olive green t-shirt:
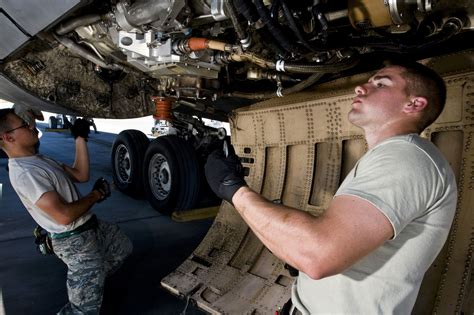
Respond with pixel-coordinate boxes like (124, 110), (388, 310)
(292, 134), (457, 314)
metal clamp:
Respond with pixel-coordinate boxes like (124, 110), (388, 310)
(276, 77), (283, 97)
(275, 60), (286, 72)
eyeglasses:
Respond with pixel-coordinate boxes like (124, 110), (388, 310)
(4, 121), (30, 134)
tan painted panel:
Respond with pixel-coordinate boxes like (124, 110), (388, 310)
(261, 147), (284, 200)
(162, 50), (474, 314)
(282, 144), (313, 209)
(309, 142), (342, 208)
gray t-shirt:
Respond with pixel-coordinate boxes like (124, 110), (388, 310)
(292, 134), (457, 314)
(9, 154), (92, 233)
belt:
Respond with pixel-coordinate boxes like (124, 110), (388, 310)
(49, 215), (98, 240)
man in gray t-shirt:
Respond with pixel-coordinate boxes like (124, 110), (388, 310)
(205, 60), (457, 313)
(0, 110), (133, 314)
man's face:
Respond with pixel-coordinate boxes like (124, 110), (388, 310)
(1, 114), (38, 148)
(349, 66), (412, 129)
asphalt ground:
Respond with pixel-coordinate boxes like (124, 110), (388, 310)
(0, 123), (213, 315)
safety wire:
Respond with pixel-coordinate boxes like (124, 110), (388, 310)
(180, 295), (191, 315)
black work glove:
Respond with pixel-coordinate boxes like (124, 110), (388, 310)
(205, 149), (247, 204)
(70, 118), (89, 141)
(92, 177), (111, 203)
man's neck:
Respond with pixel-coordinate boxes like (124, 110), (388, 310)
(7, 147), (36, 158)
(364, 125), (419, 149)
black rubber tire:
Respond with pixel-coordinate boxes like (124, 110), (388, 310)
(111, 130), (149, 199)
(143, 137), (180, 214)
(162, 135), (200, 211)
(48, 116), (57, 129)
(143, 136), (200, 214)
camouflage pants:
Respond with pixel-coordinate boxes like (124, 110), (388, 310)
(52, 219), (133, 315)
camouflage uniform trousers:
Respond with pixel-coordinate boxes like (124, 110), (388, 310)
(52, 219), (133, 315)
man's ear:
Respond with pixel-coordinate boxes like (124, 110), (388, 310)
(403, 97), (428, 113)
(0, 133), (14, 144)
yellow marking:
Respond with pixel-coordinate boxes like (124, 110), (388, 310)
(171, 206), (219, 222)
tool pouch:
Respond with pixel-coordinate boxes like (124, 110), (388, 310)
(33, 226), (54, 255)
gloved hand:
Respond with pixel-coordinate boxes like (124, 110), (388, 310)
(92, 177), (111, 203)
(205, 149), (247, 204)
(70, 118), (89, 141)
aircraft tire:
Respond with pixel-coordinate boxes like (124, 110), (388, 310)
(143, 137), (179, 214)
(143, 136), (200, 214)
(162, 135), (200, 211)
(111, 129), (149, 198)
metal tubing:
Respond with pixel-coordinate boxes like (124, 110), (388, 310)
(56, 14), (102, 35)
(53, 34), (123, 71)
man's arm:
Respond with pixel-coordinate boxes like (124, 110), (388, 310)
(63, 137), (90, 182)
(232, 187), (393, 279)
(35, 190), (101, 225)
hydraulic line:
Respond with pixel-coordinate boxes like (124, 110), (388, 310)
(228, 54), (357, 99)
(225, 1), (251, 49)
(53, 34), (123, 71)
(233, 51), (359, 73)
(234, 0), (260, 23)
(234, 0), (286, 56)
(270, 0), (281, 18)
(56, 14), (102, 35)
(352, 16), (465, 53)
(178, 37), (359, 73)
(228, 72), (324, 99)
(312, 3), (329, 44)
(185, 38), (228, 52)
(404, 16), (465, 50)
(280, 0), (316, 52)
(253, 0), (297, 54)
(277, 55), (359, 73)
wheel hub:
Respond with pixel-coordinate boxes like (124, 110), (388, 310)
(114, 144), (132, 184)
(149, 153), (171, 200)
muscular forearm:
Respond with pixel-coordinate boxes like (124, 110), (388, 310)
(232, 187), (326, 276)
(36, 190), (102, 226)
(63, 191), (101, 224)
(64, 137), (90, 182)
(232, 186), (393, 279)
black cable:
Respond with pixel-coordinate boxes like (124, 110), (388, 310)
(225, 1), (247, 42)
(253, 0), (298, 54)
(233, 0), (286, 56)
(233, 0), (260, 23)
(280, 0), (316, 52)
(282, 55), (358, 73)
(228, 73), (323, 99)
(312, 5), (329, 45)
(270, 0), (281, 19)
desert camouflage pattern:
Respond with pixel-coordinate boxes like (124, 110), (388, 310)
(52, 219), (133, 315)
